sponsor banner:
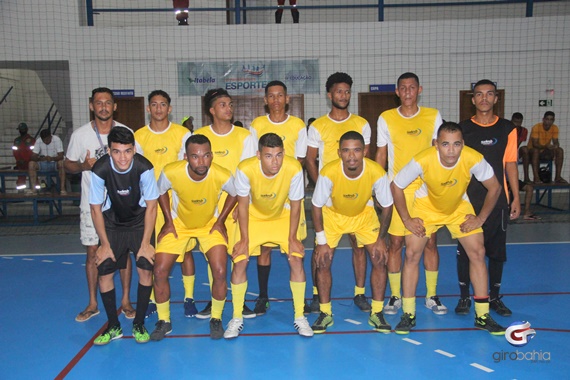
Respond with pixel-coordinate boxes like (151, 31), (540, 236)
(177, 60), (320, 96)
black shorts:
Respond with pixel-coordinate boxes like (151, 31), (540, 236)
(457, 207), (509, 262)
(98, 228), (154, 276)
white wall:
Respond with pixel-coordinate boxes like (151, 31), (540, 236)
(1, 0), (569, 181)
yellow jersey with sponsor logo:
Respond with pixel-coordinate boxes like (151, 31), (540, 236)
(250, 115), (307, 159)
(235, 155), (304, 220)
(134, 123), (191, 180)
(158, 160), (233, 229)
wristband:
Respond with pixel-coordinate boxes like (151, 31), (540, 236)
(315, 231), (327, 245)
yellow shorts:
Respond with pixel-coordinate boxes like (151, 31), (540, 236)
(254, 199), (307, 252)
(408, 197), (483, 239)
(388, 188), (416, 237)
(155, 209), (197, 262)
(156, 216), (226, 259)
(323, 206), (380, 249)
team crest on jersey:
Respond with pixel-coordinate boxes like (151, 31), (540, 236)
(117, 187), (132, 196)
(215, 150), (229, 157)
(191, 198), (207, 205)
(441, 179), (458, 187)
(481, 138), (498, 146)
(343, 193), (359, 199)
(261, 193), (277, 199)
(154, 146), (168, 155)
(406, 129), (422, 136)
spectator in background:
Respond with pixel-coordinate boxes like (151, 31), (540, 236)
(511, 113), (537, 220)
(174, 0), (189, 25)
(526, 111), (567, 184)
(27, 129), (67, 195)
(181, 116), (194, 132)
(276, 0), (299, 24)
(12, 122), (35, 190)
(233, 120), (244, 128)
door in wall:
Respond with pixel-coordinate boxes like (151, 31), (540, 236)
(90, 97), (146, 131)
(358, 92), (400, 159)
(459, 89), (505, 122)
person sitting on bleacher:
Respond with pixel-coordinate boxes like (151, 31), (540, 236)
(26, 129), (67, 195)
(12, 122), (35, 190)
(524, 111), (567, 184)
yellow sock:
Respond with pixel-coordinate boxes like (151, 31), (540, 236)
(474, 300), (490, 318)
(320, 302), (332, 315)
(211, 297), (226, 320)
(207, 265), (213, 292)
(371, 299), (384, 314)
(388, 272), (402, 298)
(290, 281), (306, 319)
(182, 274), (195, 300)
(312, 286), (318, 296)
(230, 281), (247, 319)
(156, 300), (171, 323)
(354, 286), (365, 296)
(425, 270), (438, 298)
(402, 297), (416, 316)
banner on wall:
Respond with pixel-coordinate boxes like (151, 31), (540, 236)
(177, 59), (320, 96)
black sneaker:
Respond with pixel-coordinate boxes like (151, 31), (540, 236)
(454, 297), (471, 315)
(242, 304), (256, 319)
(490, 296), (512, 317)
(368, 311), (391, 334)
(395, 313), (416, 335)
(254, 297), (269, 315)
(210, 318), (224, 339)
(311, 312), (334, 334)
(353, 294), (371, 312)
(196, 301), (212, 320)
(475, 313), (506, 335)
(308, 295), (320, 314)
(150, 320), (172, 341)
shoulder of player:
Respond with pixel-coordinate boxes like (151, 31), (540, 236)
(210, 161), (233, 178)
(237, 156), (258, 171)
(163, 159), (186, 174)
(349, 113), (369, 126)
(133, 153), (154, 169)
(91, 154), (110, 172)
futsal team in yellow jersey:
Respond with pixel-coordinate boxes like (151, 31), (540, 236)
(90, 71), (511, 346)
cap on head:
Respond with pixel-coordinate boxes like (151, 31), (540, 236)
(17, 123), (28, 132)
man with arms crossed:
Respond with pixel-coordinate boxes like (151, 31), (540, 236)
(391, 122), (505, 335)
(311, 131), (393, 334)
(248, 80), (308, 315)
(90, 127), (158, 345)
(65, 87), (134, 322)
(375, 72), (446, 316)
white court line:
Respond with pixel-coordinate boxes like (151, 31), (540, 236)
(247, 292), (259, 296)
(402, 338), (422, 345)
(470, 363), (493, 373)
(435, 349), (455, 358)
(62, 262), (73, 265)
(41, 260), (53, 263)
(201, 282), (209, 286)
(22, 258), (34, 261)
(1, 257), (14, 259)
(344, 319), (362, 325)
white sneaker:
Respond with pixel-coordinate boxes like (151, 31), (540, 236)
(383, 296), (401, 315)
(425, 296), (448, 315)
(294, 317), (314, 337)
(223, 318), (244, 339)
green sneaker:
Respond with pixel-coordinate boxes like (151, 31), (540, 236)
(368, 311), (391, 333)
(132, 323), (150, 344)
(94, 324), (123, 346)
(395, 313), (416, 335)
(475, 313), (506, 335)
(311, 312), (334, 334)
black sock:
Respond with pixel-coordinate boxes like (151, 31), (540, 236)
(488, 258), (504, 300)
(456, 245), (471, 299)
(257, 264), (271, 299)
(101, 288), (119, 327)
(134, 283), (152, 325)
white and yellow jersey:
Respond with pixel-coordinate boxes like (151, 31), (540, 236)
(157, 160), (236, 229)
(307, 113), (371, 170)
(249, 114), (307, 159)
(312, 158), (392, 217)
(134, 123), (191, 180)
(194, 125), (256, 174)
(394, 146), (494, 215)
(235, 155), (304, 220)
(377, 107), (441, 190)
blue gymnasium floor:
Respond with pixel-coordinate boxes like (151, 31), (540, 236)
(1, 242), (569, 379)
